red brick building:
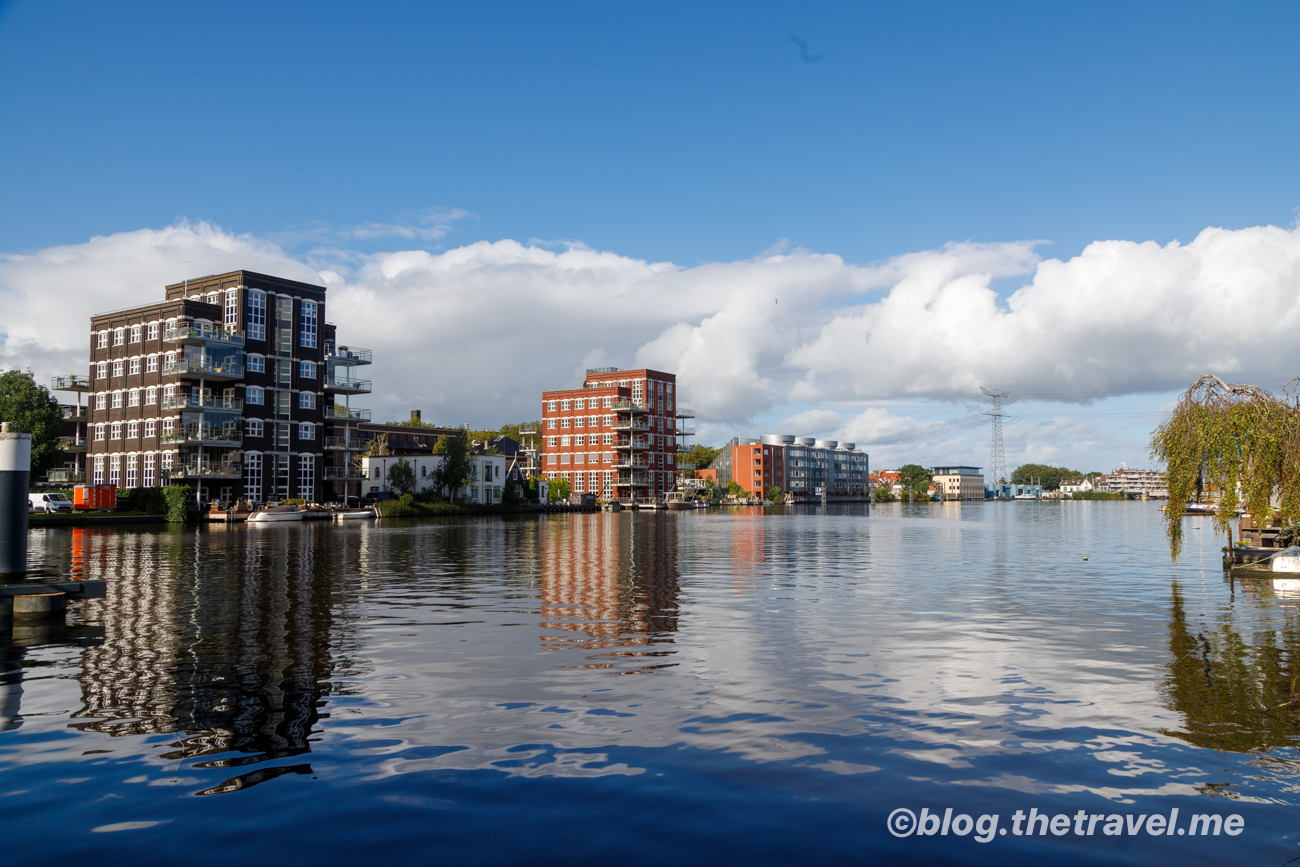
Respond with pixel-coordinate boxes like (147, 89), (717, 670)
(730, 441), (786, 496)
(541, 367), (679, 502)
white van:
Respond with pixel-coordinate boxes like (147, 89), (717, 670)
(29, 492), (73, 513)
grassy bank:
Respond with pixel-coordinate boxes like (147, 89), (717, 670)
(379, 499), (525, 518)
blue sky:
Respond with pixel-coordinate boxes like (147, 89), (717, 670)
(3, 2), (1300, 473)
(3, 1), (1298, 264)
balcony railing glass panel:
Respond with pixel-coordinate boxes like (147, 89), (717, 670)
(163, 322), (245, 347)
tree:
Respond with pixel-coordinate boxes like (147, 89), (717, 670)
(896, 464), (933, 499)
(727, 480), (745, 498)
(387, 458), (417, 495)
(431, 432), (474, 500)
(767, 485), (783, 503)
(548, 476), (571, 502)
(874, 486), (896, 502)
(688, 444), (721, 471)
(363, 433), (391, 456)
(1010, 463), (1087, 491)
(1150, 374), (1299, 560)
(0, 370), (64, 476)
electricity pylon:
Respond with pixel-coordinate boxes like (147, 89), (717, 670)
(981, 387), (1016, 485)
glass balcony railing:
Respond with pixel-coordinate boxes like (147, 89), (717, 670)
(60, 405), (87, 420)
(323, 467), (368, 481)
(51, 374), (90, 392)
(611, 419), (649, 431)
(163, 322), (245, 346)
(162, 358), (245, 380)
(613, 438), (650, 450)
(47, 469), (85, 483)
(323, 406), (371, 422)
(163, 461), (242, 480)
(57, 437), (87, 450)
(676, 408), (696, 419)
(325, 345), (373, 365)
(675, 426), (697, 437)
(160, 424), (242, 446)
(161, 394), (243, 411)
(610, 400), (648, 413)
(325, 375), (371, 394)
(323, 436), (363, 450)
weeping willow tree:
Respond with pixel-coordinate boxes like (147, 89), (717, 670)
(1150, 375), (1300, 560)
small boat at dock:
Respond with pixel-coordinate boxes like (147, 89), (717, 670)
(333, 507), (378, 520)
(247, 504), (305, 524)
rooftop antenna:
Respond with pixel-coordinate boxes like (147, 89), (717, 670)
(981, 387), (1016, 485)
(184, 260), (188, 295)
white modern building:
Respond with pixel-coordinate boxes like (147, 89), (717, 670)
(363, 453), (509, 504)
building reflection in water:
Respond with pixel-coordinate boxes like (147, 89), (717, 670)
(1162, 579), (1300, 758)
(57, 526), (365, 794)
(537, 513), (680, 673)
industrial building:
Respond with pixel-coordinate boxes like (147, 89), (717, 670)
(711, 435), (870, 499)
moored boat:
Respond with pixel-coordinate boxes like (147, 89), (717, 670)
(334, 507), (378, 520)
(247, 504), (305, 524)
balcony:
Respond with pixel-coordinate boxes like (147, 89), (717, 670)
(613, 475), (650, 487)
(58, 436), (87, 451)
(163, 322), (245, 347)
(325, 345), (373, 366)
(613, 437), (649, 450)
(324, 467), (368, 481)
(612, 459), (650, 470)
(610, 400), (648, 414)
(675, 427), (697, 437)
(163, 357), (245, 381)
(323, 436), (363, 451)
(325, 374), (371, 394)
(61, 405), (87, 421)
(161, 393), (243, 411)
(47, 469), (85, 483)
(51, 374), (90, 392)
(163, 461), (242, 480)
(611, 419), (649, 432)
(676, 408), (695, 419)
(160, 424), (242, 447)
(323, 405), (371, 423)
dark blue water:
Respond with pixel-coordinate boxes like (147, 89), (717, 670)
(3, 503), (1296, 864)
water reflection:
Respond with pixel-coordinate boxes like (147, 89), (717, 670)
(1163, 578), (1300, 753)
(54, 526), (367, 794)
(538, 513), (680, 671)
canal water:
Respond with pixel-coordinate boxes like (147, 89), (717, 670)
(2, 503), (1296, 864)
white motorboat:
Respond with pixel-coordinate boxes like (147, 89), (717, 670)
(334, 507), (378, 520)
(247, 504), (304, 524)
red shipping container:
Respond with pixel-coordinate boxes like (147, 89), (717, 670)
(74, 484), (117, 511)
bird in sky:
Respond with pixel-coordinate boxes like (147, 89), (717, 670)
(789, 35), (824, 63)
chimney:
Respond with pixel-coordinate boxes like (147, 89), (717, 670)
(410, 410), (421, 424)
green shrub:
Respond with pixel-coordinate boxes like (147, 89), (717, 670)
(120, 486), (169, 515)
(399, 493), (414, 507)
(163, 485), (191, 523)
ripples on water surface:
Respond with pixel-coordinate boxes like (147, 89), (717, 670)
(4, 503), (1299, 863)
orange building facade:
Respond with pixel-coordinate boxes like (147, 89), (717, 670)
(541, 367), (680, 502)
(731, 441), (786, 496)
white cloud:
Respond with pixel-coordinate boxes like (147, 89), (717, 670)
(4, 219), (1300, 471)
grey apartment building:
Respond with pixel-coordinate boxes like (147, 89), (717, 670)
(78, 270), (371, 505)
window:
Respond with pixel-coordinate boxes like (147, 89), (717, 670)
(128, 389), (139, 407)
(299, 423), (315, 440)
(146, 354), (158, 373)
(561, 454), (570, 464)
(94, 424), (105, 442)
(298, 391), (316, 410)
(111, 391), (123, 409)
(244, 453), (262, 501)
(247, 355), (265, 373)
(206, 292), (219, 306)
(603, 415), (612, 426)
(547, 401), (557, 412)
(145, 387), (157, 405)
(619, 380), (627, 388)
(97, 331), (109, 349)
(299, 360), (316, 380)
(225, 289), (238, 329)
(145, 420), (156, 438)
(97, 362), (107, 379)
(162, 419), (174, 436)
(148, 322), (159, 340)
(575, 416), (585, 428)
(547, 454), (556, 465)
(575, 398), (585, 410)
(110, 422), (121, 440)
(560, 436), (571, 447)
(298, 455), (314, 496)
(247, 290), (266, 341)
(574, 435), (585, 446)
(128, 358), (140, 375)
(574, 453), (584, 465)
(246, 418), (263, 437)
(113, 328), (125, 346)
(547, 418), (557, 429)
(112, 360), (124, 378)
(246, 386), (264, 405)
(95, 394), (106, 410)
(163, 385), (175, 400)
(130, 325), (142, 343)
(561, 417), (570, 429)
(127, 421), (139, 438)
(588, 453), (598, 467)
(109, 455), (120, 487)
(603, 433), (613, 445)
(300, 300), (318, 348)
(547, 436), (557, 447)
(164, 351), (175, 366)
(561, 400), (570, 411)
(602, 397), (612, 408)
(143, 454), (155, 487)
(589, 416), (598, 428)
(161, 451), (172, 470)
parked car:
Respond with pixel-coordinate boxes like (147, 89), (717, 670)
(363, 491), (399, 506)
(29, 492), (73, 513)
